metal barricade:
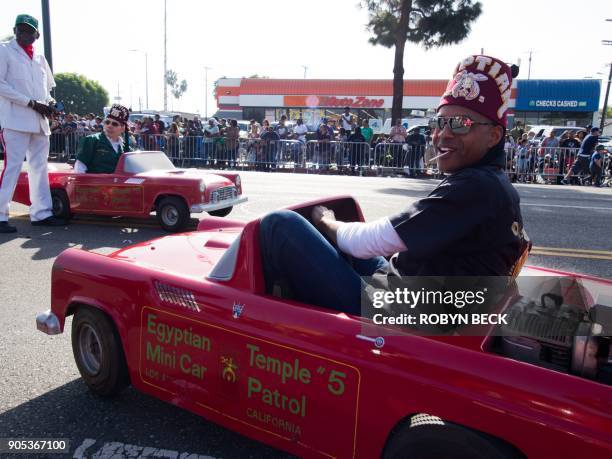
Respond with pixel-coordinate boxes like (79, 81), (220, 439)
(238, 139), (303, 171)
(508, 146), (581, 184)
(374, 142), (412, 175)
(43, 130), (609, 187)
(304, 140), (372, 172)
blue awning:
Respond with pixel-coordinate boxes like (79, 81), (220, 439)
(515, 80), (600, 112)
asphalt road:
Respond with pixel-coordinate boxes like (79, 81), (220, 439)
(0, 169), (611, 459)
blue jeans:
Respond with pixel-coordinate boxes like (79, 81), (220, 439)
(259, 210), (388, 315)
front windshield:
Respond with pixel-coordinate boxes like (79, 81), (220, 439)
(123, 152), (176, 174)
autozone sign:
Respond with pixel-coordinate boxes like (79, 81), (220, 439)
(284, 95), (385, 108)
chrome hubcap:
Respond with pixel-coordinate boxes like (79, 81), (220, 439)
(162, 205), (179, 226)
(78, 324), (103, 375)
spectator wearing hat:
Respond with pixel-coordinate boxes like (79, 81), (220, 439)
(589, 145), (606, 187)
(562, 127), (600, 184)
(0, 14), (64, 232)
(74, 104), (131, 174)
(258, 55), (530, 313)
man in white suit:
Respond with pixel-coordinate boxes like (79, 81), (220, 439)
(0, 14), (66, 233)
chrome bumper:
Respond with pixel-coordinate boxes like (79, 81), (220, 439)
(36, 310), (62, 335)
(190, 195), (248, 213)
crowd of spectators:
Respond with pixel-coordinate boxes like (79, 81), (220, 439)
(5, 107), (607, 186)
(503, 123), (610, 187)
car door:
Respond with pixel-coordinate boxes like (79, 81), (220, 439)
(199, 290), (364, 458)
(138, 282), (364, 459)
(72, 173), (144, 214)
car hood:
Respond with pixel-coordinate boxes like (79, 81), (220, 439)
(136, 168), (234, 187)
(109, 228), (241, 279)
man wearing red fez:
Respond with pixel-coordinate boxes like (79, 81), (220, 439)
(75, 104), (132, 174)
(257, 55), (531, 315)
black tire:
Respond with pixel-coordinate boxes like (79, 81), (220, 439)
(208, 206), (233, 217)
(156, 196), (190, 232)
(383, 421), (520, 459)
(51, 189), (71, 220)
(71, 307), (130, 397)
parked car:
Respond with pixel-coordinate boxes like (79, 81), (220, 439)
(36, 196), (612, 459)
(527, 125), (585, 144)
(13, 151), (247, 232)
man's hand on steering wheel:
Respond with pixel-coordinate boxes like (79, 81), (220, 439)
(312, 205), (336, 228)
(312, 205), (343, 247)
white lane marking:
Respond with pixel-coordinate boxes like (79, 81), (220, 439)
(73, 439), (218, 459)
(73, 438), (96, 458)
(521, 203), (612, 211)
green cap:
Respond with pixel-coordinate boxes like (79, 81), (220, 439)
(15, 14), (39, 32)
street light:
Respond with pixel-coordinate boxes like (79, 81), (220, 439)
(128, 49), (149, 110)
(204, 66), (212, 119)
(523, 49), (537, 80)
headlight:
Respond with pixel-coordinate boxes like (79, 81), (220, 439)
(199, 180), (206, 193)
(235, 175), (241, 187)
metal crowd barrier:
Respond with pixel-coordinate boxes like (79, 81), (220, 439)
(44, 133), (610, 186)
(372, 143), (429, 175)
(503, 146), (590, 184)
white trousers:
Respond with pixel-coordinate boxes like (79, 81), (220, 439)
(0, 128), (52, 222)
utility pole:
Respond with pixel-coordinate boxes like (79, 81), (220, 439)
(40, 0), (53, 71)
(163, 0), (168, 111)
(527, 49), (534, 80)
(601, 63), (611, 131)
(204, 66), (212, 119)
(602, 28), (612, 130)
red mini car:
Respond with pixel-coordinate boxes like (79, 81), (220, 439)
(36, 196), (612, 459)
(13, 151), (247, 232)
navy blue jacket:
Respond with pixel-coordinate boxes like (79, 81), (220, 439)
(387, 139), (530, 276)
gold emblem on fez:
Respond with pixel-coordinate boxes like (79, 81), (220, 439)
(511, 221), (520, 236)
(451, 71), (488, 101)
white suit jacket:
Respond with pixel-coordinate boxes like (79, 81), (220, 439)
(0, 39), (55, 135)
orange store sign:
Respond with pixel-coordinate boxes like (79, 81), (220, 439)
(284, 95), (385, 108)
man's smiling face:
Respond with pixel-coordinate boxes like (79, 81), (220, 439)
(432, 105), (503, 173)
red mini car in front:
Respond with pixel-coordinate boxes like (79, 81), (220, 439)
(13, 150), (247, 231)
(35, 196), (612, 459)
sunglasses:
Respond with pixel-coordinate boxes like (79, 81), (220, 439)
(429, 116), (495, 135)
(104, 119), (121, 127)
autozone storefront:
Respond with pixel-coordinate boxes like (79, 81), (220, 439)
(513, 80), (601, 127)
(215, 78), (453, 124)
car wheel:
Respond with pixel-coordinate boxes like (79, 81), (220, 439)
(208, 206), (233, 217)
(71, 307), (130, 397)
(383, 418), (521, 459)
(51, 189), (71, 220)
(156, 196), (189, 232)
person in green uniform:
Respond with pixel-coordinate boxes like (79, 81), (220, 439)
(74, 104), (131, 173)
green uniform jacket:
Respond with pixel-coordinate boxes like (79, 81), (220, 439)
(76, 132), (131, 173)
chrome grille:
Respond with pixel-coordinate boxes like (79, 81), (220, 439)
(155, 281), (200, 312)
(211, 185), (237, 203)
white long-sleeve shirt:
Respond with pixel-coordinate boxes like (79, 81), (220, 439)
(336, 217), (407, 259)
